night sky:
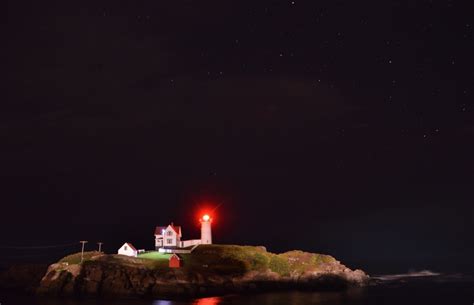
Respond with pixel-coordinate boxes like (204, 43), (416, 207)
(2, 1), (474, 274)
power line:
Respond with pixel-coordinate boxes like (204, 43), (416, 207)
(0, 242), (78, 249)
(0, 251), (72, 259)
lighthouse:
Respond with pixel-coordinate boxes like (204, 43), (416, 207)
(153, 214), (215, 251)
(200, 214), (212, 244)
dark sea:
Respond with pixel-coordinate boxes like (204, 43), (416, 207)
(2, 272), (473, 305)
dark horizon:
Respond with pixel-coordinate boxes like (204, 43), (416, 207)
(2, 1), (473, 275)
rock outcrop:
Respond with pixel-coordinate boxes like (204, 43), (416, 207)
(35, 248), (369, 298)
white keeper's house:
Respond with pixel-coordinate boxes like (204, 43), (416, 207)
(155, 215), (213, 252)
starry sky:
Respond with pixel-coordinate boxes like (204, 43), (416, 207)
(2, 1), (474, 274)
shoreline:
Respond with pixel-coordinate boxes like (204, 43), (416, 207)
(1, 246), (369, 299)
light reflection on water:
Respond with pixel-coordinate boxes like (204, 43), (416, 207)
(153, 291), (359, 305)
(152, 300), (173, 305)
(22, 292), (352, 305)
(152, 297), (222, 305)
(192, 297), (222, 305)
(0, 291), (366, 305)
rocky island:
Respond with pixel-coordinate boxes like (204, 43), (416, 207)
(30, 245), (368, 298)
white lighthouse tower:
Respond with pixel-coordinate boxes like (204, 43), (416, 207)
(200, 214), (212, 244)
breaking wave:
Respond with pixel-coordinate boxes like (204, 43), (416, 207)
(373, 270), (441, 281)
(371, 271), (474, 285)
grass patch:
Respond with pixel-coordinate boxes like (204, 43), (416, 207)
(136, 251), (171, 269)
(138, 251), (170, 261)
(178, 245), (274, 275)
(269, 255), (291, 276)
(279, 250), (336, 274)
(86, 254), (169, 270)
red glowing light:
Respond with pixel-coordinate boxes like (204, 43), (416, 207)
(202, 214), (210, 221)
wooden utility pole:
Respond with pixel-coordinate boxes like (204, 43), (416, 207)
(79, 241), (88, 263)
(97, 242), (103, 253)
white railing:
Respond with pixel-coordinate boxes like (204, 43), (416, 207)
(182, 239), (202, 248)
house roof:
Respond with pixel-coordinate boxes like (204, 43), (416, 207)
(169, 253), (181, 260)
(124, 242), (137, 251)
(170, 224), (182, 236)
(154, 226), (167, 235)
(155, 224), (182, 236)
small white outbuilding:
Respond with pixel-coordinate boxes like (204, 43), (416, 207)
(117, 242), (138, 257)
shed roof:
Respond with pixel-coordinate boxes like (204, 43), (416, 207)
(123, 242), (137, 251)
(169, 253), (181, 260)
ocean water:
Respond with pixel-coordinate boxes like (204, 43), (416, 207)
(2, 273), (473, 305)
